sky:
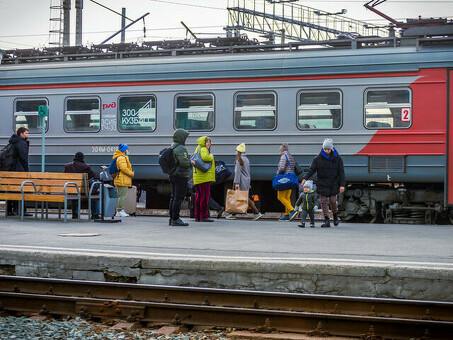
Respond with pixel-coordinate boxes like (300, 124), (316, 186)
(0, 0), (452, 50)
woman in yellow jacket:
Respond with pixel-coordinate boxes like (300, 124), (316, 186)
(113, 144), (134, 217)
(192, 136), (215, 222)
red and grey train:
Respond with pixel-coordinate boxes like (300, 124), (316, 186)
(1, 36), (453, 223)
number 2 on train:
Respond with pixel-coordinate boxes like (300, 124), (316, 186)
(401, 107), (411, 122)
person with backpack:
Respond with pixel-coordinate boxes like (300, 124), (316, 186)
(192, 136), (215, 222)
(301, 138), (346, 227)
(64, 152), (100, 220)
(167, 128), (191, 226)
(112, 144), (134, 217)
(276, 143), (297, 222)
(5, 127), (31, 216)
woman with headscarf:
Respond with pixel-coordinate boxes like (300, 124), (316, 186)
(226, 143), (262, 220)
(192, 136), (216, 222)
(276, 143), (297, 221)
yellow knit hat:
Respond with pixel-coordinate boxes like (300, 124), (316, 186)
(236, 143), (246, 153)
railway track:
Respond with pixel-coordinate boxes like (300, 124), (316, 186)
(1, 275), (452, 339)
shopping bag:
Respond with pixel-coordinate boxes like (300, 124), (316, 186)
(225, 189), (249, 214)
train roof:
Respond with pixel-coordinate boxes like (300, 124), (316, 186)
(1, 36), (453, 87)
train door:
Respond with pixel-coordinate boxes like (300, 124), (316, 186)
(448, 69), (453, 206)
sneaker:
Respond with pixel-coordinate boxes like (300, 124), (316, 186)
(253, 212), (263, 221)
(298, 222), (305, 228)
(225, 214), (236, 220)
(169, 218), (172, 226)
(289, 210), (298, 221)
(91, 214), (101, 220)
(116, 210), (129, 218)
(310, 223), (315, 228)
(217, 208), (224, 219)
(278, 215), (290, 222)
(171, 218), (188, 226)
(200, 218), (214, 222)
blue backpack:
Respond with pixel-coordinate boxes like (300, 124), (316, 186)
(108, 157), (121, 178)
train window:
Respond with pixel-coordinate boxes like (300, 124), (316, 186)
(297, 91), (342, 130)
(174, 94), (214, 131)
(64, 97), (100, 132)
(118, 96), (156, 132)
(364, 89), (412, 129)
(234, 92), (276, 130)
(14, 99), (48, 133)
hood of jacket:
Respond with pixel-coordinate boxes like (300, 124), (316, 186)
(9, 134), (24, 145)
(173, 128), (189, 145)
(196, 136), (208, 147)
(113, 149), (126, 159)
(321, 147), (338, 159)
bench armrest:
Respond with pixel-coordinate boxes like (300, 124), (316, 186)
(63, 182), (80, 198)
(20, 181), (37, 195)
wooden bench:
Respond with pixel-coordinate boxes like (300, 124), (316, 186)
(0, 171), (99, 222)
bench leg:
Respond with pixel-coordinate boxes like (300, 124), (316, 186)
(64, 198), (68, 223)
(4, 200), (7, 219)
(35, 202), (38, 219)
(58, 204), (61, 219)
(78, 198), (81, 220)
(20, 198), (24, 220)
(46, 201), (49, 219)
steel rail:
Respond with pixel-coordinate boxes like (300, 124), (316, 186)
(1, 291), (453, 338)
(1, 275), (452, 322)
(1, 275), (452, 323)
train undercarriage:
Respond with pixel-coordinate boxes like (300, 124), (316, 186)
(140, 180), (452, 225)
(338, 183), (452, 225)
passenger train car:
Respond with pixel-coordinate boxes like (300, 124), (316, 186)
(1, 37), (453, 223)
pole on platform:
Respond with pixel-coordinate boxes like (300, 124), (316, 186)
(38, 106), (47, 172)
(38, 105), (47, 218)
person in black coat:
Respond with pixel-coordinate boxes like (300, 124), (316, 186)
(302, 138), (345, 228)
(64, 152), (100, 219)
(7, 127), (31, 216)
(9, 127), (29, 172)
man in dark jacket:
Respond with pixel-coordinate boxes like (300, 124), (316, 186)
(169, 128), (191, 226)
(302, 138), (345, 228)
(7, 127), (30, 216)
(64, 152), (100, 219)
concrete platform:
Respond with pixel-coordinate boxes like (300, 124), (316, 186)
(0, 215), (452, 301)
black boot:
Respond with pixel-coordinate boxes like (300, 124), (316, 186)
(321, 217), (330, 228)
(333, 213), (339, 226)
(298, 222), (305, 228)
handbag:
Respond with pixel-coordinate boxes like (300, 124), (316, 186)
(225, 189), (249, 214)
(272, 154), (299, 191)
(294, 161), (303, 176)
(191, 149), (211, 173)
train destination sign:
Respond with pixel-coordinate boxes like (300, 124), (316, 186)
(119, 96), (156, 131)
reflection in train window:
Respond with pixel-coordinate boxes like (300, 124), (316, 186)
(64, 97), (100, 132)
(364, 88), (412, 129)
(14, 98), (48, 133)
(119, 96), (156, 132)
(234, 92), (276, 130)
(174, 94), (214, 131)
(297, 91), (342, 130)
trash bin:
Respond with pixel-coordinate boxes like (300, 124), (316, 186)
(102, 184), (118, 218)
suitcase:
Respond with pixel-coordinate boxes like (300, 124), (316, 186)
(123, 185), (137, 216)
